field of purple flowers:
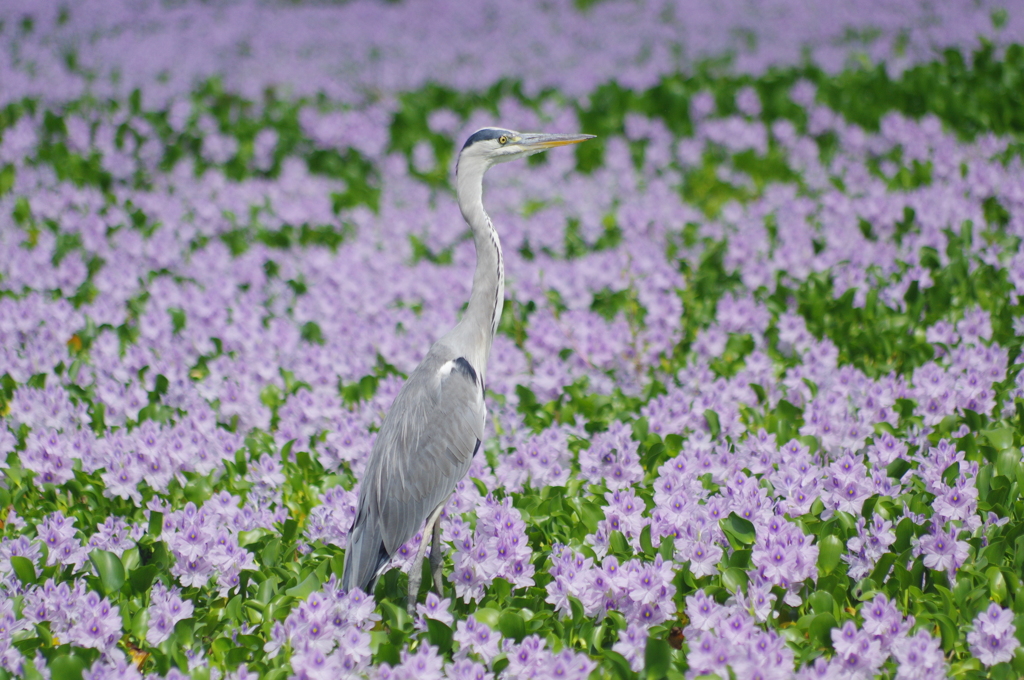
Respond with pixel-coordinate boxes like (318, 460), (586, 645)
(2, 1), (1024, 679)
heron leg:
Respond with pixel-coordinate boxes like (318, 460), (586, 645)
(407, 503), (445, 614)
(430, 517), (444, 594)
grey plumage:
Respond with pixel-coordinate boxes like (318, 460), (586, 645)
(341, 128), (595, 607)
(342, 347), (484, 591)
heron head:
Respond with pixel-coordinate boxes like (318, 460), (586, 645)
(457, 128), (595, 172)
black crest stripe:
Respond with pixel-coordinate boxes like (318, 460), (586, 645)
(462, 128), (510, 151)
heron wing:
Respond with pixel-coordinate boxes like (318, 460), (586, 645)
(374, 350), (485, 553)
(344, 346), (485, 591)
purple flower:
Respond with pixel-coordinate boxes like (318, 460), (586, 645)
(290, 646), (340, 680)
(831, 620), (885, 676)
(390, 643), (444, 680)
(82, 657), (143, 680)
(892, 630), (947, 679)
(20, 428), (74, 487)
(735, 86), (762, 117)
(612, 624), (647, 672)
(860, 594), (909, 651)
(932, 475), (978, 523)
(501, 635), (594, 680)
(916, 521), (969, 578)
(146, 582), (195, 645)
(686, 632), (732, 677)
(752, 519), (817, 593)
(444, 659), (492, 680)
(967, 603), (1019, 666)
(453, 616), (500, 663)
(447, 494), (535, 602)
(577, 421), (643, 489)
(688, 538), (724, 578)
(36, 512), (86, 570)
(415, 592), (454, 631)
(734, 577), (776, 622)
(22, 579), (121, 654)
(844, 514), (896, 580)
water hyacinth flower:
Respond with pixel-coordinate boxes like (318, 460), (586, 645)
(967, 603), (1019, 666)
(415, 592), (455, 631)
(891, 630), (947, 679)
(0, 596), (28, 673)
(159, 498), (269, 594)
(545, 547), (676, 627)
(448, 495), (534, 603)
(684, 590), (795, 679)
(146, 582), (195, 645)
(830, 620), (885, 678)
(844, 514), (896, 580)
(751, 519), (818, 604)
(22, 579), (121, 654)
(500, 635), (595, 680)
(0, 3), (1023, 677)
(266, 579), (377, 675)
(612, 624), (648, 672)
(444, 658), (493, 680)
(495, 427), (573, 492)
(577, 420), (644, 490)
(36, 512), (87, 570)
(304, 486), (360, 549)
(453, 616), (501, 663)
(587, 487), (650, 558)
(913, 519), (970, 580)
(19, 428), (75, 487)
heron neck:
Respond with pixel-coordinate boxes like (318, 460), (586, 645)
(453, 164), (504, 372)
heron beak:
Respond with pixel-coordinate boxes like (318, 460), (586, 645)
(514, 133), (596, 151)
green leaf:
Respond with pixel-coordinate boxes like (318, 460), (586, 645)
(886, 458), (911, 480)
(148, 511), (164, 536)
(426, 618), (453, 654)
(129, 564), (159, 595)
(89, 549), (125, 595)
(933, 612), (958, 652)
(0, 165), (15, 196)
(474, 608), (501, 630)
(257, 575), (279, 604)
(644, 636), (672, 678)
(262, 538), (282, 567)
(868, 553), (897, 587)
(720, 513), (756, 546)
(131, 606), (149, 640)
(809, 612), (837, 648)
(664, 434), (683, 455)
(817, 535), (845, 575)
(284, 572), (320, 599)
(602, 649), (635, 680)
(996, 448), (1019, 479)
(721, 567), (748, 594)
(988, 566), (1008, 603)
(640, 524), (655, 557)
(47, 654), (88, 680)
(609, 530), (633, 556)
(703, 409), (721, 439)
(281, 518), (299, 544)
(983, 427), (1015, 450)
(10, 556), (36, 586)
(809, 590), (835, 616)
(569, 596), (585, 625)
(498, 611), (527, 642)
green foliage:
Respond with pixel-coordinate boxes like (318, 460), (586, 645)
(816, 42), (1024, 138)
(4, 28), (1024, 680)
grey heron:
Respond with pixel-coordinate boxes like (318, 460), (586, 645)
(341, 128), (595, 610)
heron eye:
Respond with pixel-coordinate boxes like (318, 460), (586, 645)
(498, 135), (508, 144)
